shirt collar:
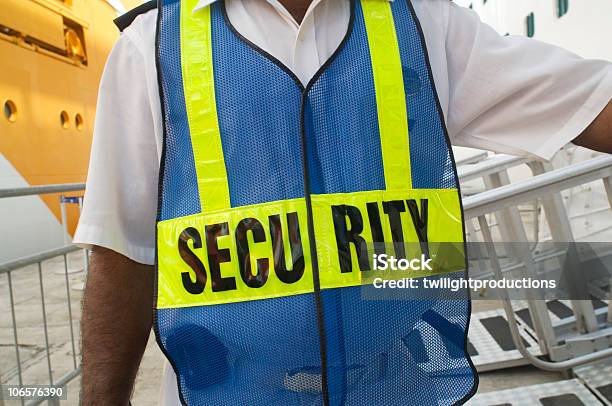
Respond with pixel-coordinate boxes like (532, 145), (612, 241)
(193, 0), (216, 10)
(193, 0), (393, 13)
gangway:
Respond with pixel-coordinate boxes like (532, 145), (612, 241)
(462, 154), (612, 403)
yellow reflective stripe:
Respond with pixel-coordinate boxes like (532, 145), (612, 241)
(181, 1), (231, 212)
(312, 189), (463, 290)
(157, 198), (313, 309)
(157, 189), (462, 309)
(362, 0), (412, 190)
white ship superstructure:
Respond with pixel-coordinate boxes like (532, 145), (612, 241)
(455, 0), (612, 60)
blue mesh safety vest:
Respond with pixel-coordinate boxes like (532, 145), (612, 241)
(149, 0), (478, 404)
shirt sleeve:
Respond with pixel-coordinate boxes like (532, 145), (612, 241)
(444, 2), (612, 160)
(73, 34), (159, 265)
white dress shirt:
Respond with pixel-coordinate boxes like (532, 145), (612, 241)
(74, 0), (612, 403)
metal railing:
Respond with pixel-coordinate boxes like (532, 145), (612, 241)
(0, 184), (85, 199)
(464, 155), (612, 371)
(0, 184), (86, 406)
(458, 154), (530, 183)
(464, 156), (612, 218)
(455, 151), (489, 167)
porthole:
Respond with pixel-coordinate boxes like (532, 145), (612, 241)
(75, 113), (84, 131)
(4, 100), (17, 123)
(60, 110), (70, 129)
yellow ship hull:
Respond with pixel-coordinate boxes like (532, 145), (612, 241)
(0, 0), (142, 261)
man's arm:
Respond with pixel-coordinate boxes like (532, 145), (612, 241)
(574, 101), (612, 153)
(81, 246), (154, 406)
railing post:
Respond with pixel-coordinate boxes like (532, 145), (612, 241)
(7, 271), (23, 391)
(529, 161), (599, 334)
(483, 171), (520, 255)
(78, 196), (89, 275)
(602, 176), (612, 327)
(0, 363), (5, 406)
(603, 176), (612, 207)
(38, 262), (54, 387)
(59, 195), (69, 245)
(63, 255), (78, 369)
(484, 170), (558, 354)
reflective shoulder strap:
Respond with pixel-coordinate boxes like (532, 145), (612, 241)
(181, 0), (231, 212)
(362, 0), (413, 190)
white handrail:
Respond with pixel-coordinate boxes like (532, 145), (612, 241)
(464, 155), (612, 218)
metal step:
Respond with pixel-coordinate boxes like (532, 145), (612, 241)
(467, 379), (603, 405)
(513, 299), (609, 334)
(470, 296), (610, 372)
(574, 358), (612, 406)
(468, 309), (541, 372)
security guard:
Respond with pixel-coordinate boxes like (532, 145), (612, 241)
(76, 0), (612, 405)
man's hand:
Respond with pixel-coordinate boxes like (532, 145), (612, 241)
(574, 101), (612, 153)
(81, 246), (154, 406)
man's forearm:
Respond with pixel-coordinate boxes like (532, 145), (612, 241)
(574, 101), (612, 153)
(81, 247), (154, 406)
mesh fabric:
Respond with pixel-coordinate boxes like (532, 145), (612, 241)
(155, 0), (475, 404)
(393, 0), (457, 190)
(302, 1), (475, 404)
(211, 5), (306, 207)
(157, 3), (324, 405)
